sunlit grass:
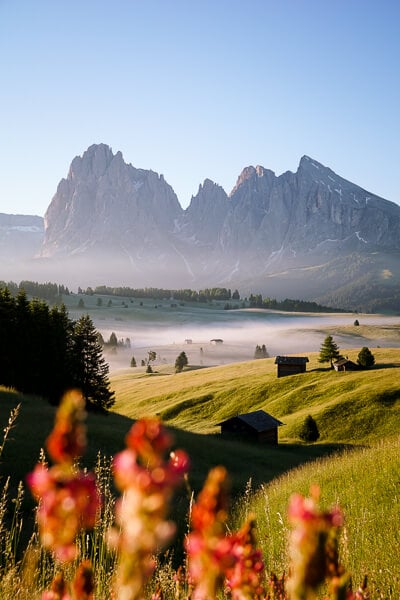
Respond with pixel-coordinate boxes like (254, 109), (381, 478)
(110, 348), (400, 443)
(234, 436), (400, 598)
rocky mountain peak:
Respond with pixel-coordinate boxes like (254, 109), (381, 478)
(229, 166), (257, 196)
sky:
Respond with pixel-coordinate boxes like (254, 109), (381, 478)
(1, 0), (399, 217)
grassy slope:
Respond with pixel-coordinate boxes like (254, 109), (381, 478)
(238, 436), (400, 597)
(1, 346), (399, 595)
(110, 347), (400, 444)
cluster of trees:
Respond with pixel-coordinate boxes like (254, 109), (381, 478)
(0, 287), (114, 409)
(0, 280), (70, 304)
(248, 294), (347, 313)
(318, 335), (375, 369)
(76, 284), (352, 314)
(82, 286), (239, 303)
(254, 344), (269, 359)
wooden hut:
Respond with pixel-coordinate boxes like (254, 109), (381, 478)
(218, 410), (284, 444)
(333, 358), (359, 371)
(274, 356), (309, 378)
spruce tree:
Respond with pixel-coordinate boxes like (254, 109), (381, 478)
(299, 415), (320, 442)
(318, 335), (341, 368)
(0, 287), (17, 388)
(175, 351), (188, 373)
(71, 315), (115, 410)
(357, 346), (375, 368)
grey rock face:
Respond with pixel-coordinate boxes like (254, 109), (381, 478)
(20, 144), (400, 306)
(41, 144), (183, 263)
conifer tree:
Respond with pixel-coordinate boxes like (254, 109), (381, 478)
(71, 315), (115, 410)
(0, 287), (17, 388)
(357, 346), (375, 368)
(318, 335), (341, 368)
(299, 415), (320, 442)
(175, 351), (188, 373)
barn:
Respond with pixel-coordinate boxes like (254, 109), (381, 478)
(218, 410), (284, 444)
(274, 355), (309, 378)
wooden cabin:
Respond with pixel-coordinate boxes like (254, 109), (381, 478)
(218, 410), (284, 444)
(274, 356), (309, 377)
(333, 358), (359, 371)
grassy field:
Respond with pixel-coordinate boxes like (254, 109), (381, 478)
(233, 436), (400, 598)
(1, 329), (399, 597)
(110, 347), (400, 443)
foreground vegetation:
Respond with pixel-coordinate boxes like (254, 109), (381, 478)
(1, 392), (390, 599)
(0, 341), (398, 597)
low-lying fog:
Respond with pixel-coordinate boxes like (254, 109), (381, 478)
(88, 309), (400, 372)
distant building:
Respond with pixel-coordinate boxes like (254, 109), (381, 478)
(218, 410), (284, 444)
(210, 338), (223, 344)
(274, 356), (309, 378)
(333, 358), (359, 371)
(185, 339), (192, 344)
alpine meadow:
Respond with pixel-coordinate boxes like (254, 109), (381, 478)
(0, 285), (399, 599)
(2, 3), (400, 597)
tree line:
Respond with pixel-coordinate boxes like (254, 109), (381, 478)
(0, 280), (70, 304)
(0, 287), (114, 409)
(248, 294), (348, 313)
(85, 285), (239, 303)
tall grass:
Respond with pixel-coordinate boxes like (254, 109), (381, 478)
(233, 436), (400, 598)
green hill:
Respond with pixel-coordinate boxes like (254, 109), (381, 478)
(110, 347), (400, 444)
(1, 346), (399, 597)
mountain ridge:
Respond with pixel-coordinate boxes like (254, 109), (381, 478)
(2, 144), (400, 311)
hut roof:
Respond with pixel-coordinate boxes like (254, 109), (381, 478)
(218, 410), (284, 432)
(333, 358), (358, 368)
(274, 356), (309, 365)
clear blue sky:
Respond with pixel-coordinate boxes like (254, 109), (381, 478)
(1, 0), (399, 216)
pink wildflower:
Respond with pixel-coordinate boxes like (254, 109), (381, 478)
(225, 515), (265, 600)
(46, 390), (87, 465)
(27, 391), (101, 562)
(186, 466), (235, 600)
(28, 464), (99, 562)
(108, 418), (189, 600)
(287, 485), (345, 600)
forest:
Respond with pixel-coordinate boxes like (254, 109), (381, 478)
(0, 287), (114, 409)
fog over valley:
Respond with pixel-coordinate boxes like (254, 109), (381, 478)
(77, 307), (400, 372)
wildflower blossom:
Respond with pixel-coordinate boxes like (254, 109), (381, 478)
(225, 515), (265, 600)
(27, 391), (100, 562)
(186, 465), (235, 600)
(287, 485), (344, 600)
(41, 571), (71, 600)
(107, 417), (189, 600)
(46, 389), (87, 465)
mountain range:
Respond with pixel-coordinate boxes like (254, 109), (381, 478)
(2, 143), (400, 311)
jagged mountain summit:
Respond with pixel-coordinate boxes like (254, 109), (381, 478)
(5, 143), (400, 310)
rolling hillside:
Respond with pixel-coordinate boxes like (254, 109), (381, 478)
(110, 347), (400, 444)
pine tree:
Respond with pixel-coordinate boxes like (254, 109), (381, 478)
(47, 303), (75, 403)
(0, 287), (17, 388)
(130, 356), (137, 367)
(108, 332), (118, 347)
(299, 415), (320, 442)
(357, 346), (375, 368)
(71, 315), (115, 410)
(175, 351), (188, 373)
(318, 335), (341, 368)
